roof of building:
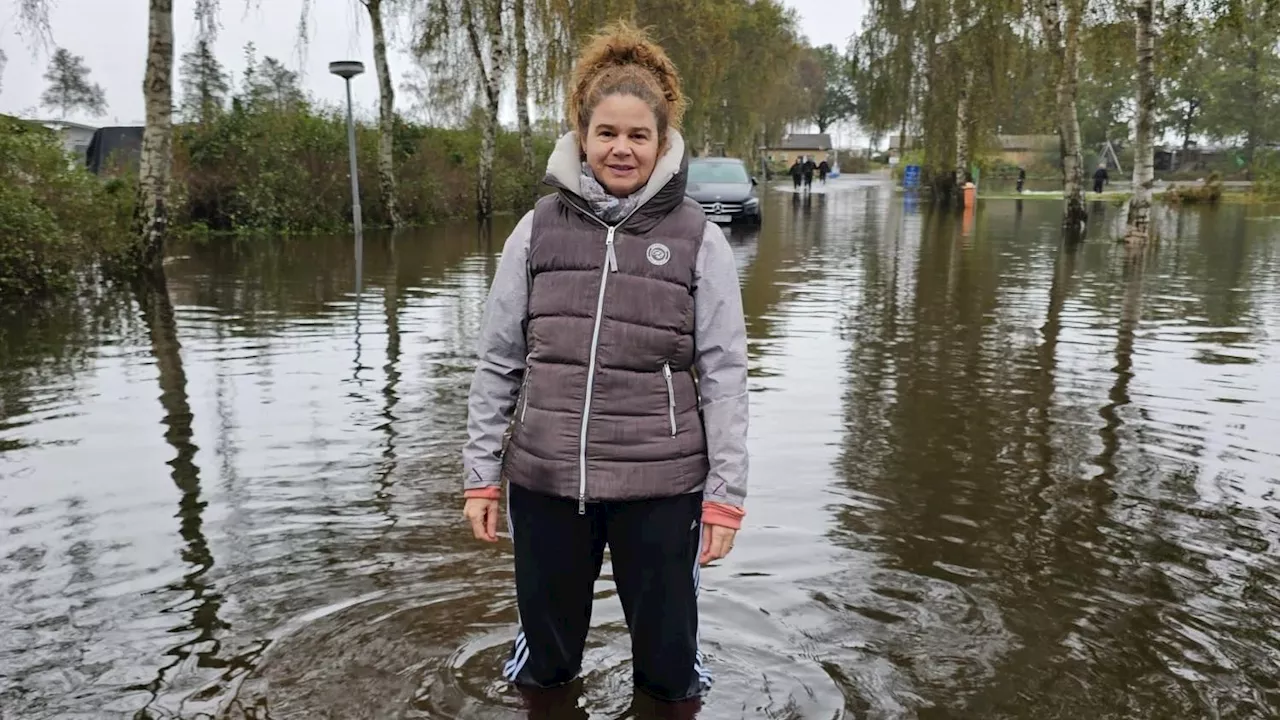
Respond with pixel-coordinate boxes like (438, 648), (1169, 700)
(33, 118), (100, 132)
(771, 133), (832, 150)
(998, 134), (1059, 151)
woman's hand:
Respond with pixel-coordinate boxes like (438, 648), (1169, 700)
(699, 524), (737, 565)
(464, 497), (500, 542)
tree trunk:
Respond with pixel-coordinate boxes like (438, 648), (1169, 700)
(1059, 0), (1087, 235)
(954, 68), (973, 201)
(1125, 0), (1156, 245)
(367, 0), (402, 228)
(463, 0), (505, 219)
(1245, 47), (1261, 164)
(136, 0), (175, 267)
(513, 0), (538, 207)
(897, 74), (911, 163)
(1180, 100), (1196, 150)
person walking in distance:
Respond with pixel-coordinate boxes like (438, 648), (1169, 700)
(461, 21), (750, 707)
(802, 155), (816, 192)
(817, 158), (830, 185)
(1093, 162), (1109, 194)
(789, 157), (803, 190)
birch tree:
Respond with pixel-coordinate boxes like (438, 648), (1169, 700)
(1037, 0), (1088, 236)
(1125, 0), (1156, 245)
(296, 0), (405, 227)
(360, 0), (403, 228)
(136, 0), (175, 265)
(529, 0), (806, 156)
(514, 0), (538, 205)
(418, 0), (507, 218)
(465, 0), (507, 219)
(954, 67), (973, 192)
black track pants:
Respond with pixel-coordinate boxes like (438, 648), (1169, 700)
(502, 482), (709, 702)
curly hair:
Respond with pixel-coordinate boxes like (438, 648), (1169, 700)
(567, 21), (687, 145)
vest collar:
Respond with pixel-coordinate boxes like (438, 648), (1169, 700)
(544, 129), (689, 226)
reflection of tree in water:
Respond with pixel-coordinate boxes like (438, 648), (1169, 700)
(828, 200), (1280, 716)
(129, 269), (236, 717)
(0, 288), (138, 452)
(737, 193), (835, 363)
(828, 202), (1128, 713)
(369, 232), (403, 552)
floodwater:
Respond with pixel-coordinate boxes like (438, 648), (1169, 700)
(3, 177), (1280, 720)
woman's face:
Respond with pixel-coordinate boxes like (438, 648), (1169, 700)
(582, 94), (661, 197)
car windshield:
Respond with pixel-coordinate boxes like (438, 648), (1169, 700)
(688, 162), (749, 184)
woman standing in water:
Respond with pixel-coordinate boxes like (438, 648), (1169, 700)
(460, 21), (750, 707)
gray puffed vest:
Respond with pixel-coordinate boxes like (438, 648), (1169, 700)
(501, 158), (710, 507)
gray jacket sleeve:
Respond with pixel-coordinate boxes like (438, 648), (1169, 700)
(462, 211), (534, 492)
(694, 221), (750, 507)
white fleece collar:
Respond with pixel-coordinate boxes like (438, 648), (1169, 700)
(544, 129), (687, 208)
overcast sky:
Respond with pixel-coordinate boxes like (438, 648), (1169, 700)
(0, 0), (865, 131)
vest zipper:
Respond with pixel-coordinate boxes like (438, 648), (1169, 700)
(577, 223), (615, 515)
(662, 362), (677, 437)
(561, 195), (642, 515)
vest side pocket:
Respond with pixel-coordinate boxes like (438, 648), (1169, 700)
(518, 355), (533, 424)
(662, 362), (677, 437)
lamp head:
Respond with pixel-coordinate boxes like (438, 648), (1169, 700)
(328, 60), (365, 80)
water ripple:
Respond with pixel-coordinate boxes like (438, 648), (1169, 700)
(3, 195), (1280, 718)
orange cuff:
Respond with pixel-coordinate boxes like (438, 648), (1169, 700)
(702, 501), (745, 530)
(464, 487), (501, 500)
(463, 489), (743, 529)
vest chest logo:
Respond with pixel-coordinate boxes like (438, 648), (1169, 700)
(646, 243), (672, 266)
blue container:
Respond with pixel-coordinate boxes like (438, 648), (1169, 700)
(903, 165), (922, 189)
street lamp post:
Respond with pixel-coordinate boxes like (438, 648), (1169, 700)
(329, 60), (365, 284)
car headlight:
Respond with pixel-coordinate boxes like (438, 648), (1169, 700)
(744, 197), (759, 207)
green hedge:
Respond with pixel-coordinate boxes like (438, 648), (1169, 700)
(173, 104), (555, 234)
(0, 119), (134, 299)
(2, 106), (558, 300)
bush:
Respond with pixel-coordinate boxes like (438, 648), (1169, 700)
(1254, 150), (1280, 199)
(172, 103), (555, 234)
(838, 154), (871, 174)
(0, 119), (134, 299)
(1162, 172), (1223, 206)
(2, 104), (558, 299)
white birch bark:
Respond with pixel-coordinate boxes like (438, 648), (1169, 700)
(514, 0), (538, 206)
(463, 0), (505, 219)
(1126, 0), (1156, 245)
(136, 0), (174, 264)
(1038, 0), (1088, 235)
(366, 0), (403, 228)
(954, 68), (973, 199)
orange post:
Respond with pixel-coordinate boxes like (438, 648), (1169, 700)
(963, 181), (977, 208)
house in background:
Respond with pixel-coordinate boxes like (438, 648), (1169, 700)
(996, 134), (1060, 169)
(85, 126), (145, 175)
(37, 119), (99, 163)
(764, 133), (834, 167)
(887, 135), (921, 164)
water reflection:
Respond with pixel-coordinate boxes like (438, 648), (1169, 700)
(2, 190), (1280, 718)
